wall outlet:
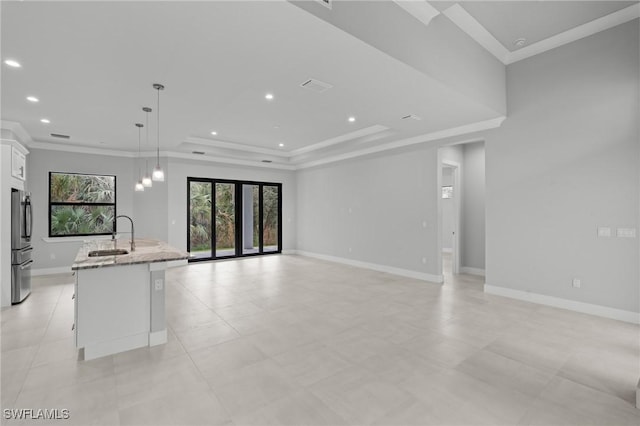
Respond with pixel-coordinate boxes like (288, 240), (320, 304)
(422, 257), (427, 264)
(50, 253), (56, 260)
(616, 228), (637, 238)
(572, 278), (581, 288)
(154, 279), (163, 291)
(348, 247), (352, 253)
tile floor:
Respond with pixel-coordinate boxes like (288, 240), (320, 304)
(1, 254), (639, 425)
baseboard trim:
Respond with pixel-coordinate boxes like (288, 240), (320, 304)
(461, 266), (485, 277)
(294, 250), (443, 283)
(484, 284), (639, 324)
(32, 267), (73, 276)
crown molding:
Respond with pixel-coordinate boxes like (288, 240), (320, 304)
(394, 0), (441, 27)
(1, 120), (33, 145)
(442, 4), (510, 64)
(185, 136), (292, 158)
(27, 141), (138, 158)
(167, 151), (296, 171)
(442, 3), (640, 66)
(289, 124), (390, 157)
(505, 3), (640, 65)
(296, 116), (505, 169)
(18, 116), (504, 171)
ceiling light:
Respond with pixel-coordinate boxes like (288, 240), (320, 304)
(279, 143), (284, 147)
(348, 116), (356, 123)
(514, 38), (526, 48)
(26, 96), (39, 103)
(4, 59), (21, 68)
(142, 107), (153, 187)
(265, 93), (274, 100)
(211, 131), (217, 136)
(135, 123), (144, 192)
(152, 83), (165, 182)
(40, 118), (50, 124)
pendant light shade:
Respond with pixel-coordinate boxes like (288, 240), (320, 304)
(142, 107), (153, 187)
(152, 83), (165, 182)
(135, 123), (144, 192)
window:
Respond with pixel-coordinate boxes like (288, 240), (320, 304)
(49, 172), (116, 237)
(442, 186), (453, 199)
(187, 177), (282, 261)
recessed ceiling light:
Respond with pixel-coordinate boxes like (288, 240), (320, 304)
(348, 116), (356, 123)
(211, 131), (217, 136)
(26, 96), (39, 103)
(279, 143), (284, 147)
(265, 93), (274, 100)
(40, 118), (50, 124)
(4, 59), (21, 68)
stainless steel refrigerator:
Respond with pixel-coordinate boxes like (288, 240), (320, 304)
(11, 189), (33, 304)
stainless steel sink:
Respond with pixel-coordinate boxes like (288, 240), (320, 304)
(88, 249), (129, 257)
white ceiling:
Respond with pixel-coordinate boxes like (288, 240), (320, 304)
(1, 1), (637, 168)
(449, 1), (637, 51)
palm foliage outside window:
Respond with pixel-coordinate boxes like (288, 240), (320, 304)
(49, 172), (116, 237)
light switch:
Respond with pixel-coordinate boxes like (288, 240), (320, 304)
(617, 228), (637, 238)
(597, 227), (611, 237)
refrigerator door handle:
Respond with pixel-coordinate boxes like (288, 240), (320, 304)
(25, 196), (32, 240)
(19, 246), (33, 254)
(19, 259), (34, 270)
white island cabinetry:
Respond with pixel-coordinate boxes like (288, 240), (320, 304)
(72, 239), (188, 360)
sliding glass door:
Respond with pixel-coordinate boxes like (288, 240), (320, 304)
(215, 182), (236, 257)
(189, 181), (212, 259)
(187, 178), (282, 261)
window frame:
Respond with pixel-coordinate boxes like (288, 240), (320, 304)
(187, 177), (282, 262)
(48, 171), (117, 238)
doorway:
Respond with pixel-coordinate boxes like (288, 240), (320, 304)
(187, 178), (282, 261)
(441, 162), (460, 276)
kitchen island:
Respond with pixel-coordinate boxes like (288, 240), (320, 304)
(71, 238), (188, 360)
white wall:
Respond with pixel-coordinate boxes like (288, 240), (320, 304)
(133, 157), (169, 241)
(166, 158), (297, 253)
(27, 149), (135, 272)
(486, 20), (639, 313)
(296, 146), (440, 280)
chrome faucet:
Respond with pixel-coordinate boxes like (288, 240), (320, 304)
(113, 215), (135, 252)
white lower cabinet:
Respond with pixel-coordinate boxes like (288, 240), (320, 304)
(74, 263), (161, 360)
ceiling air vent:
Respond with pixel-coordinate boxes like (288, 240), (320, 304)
(315, 0), (332, 10)
(50, 133), (70, 139)
(401, 114), (422, 121)
(300, 78), (333, 93)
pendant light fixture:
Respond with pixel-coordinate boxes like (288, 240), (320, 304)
(142, 106), (153, 187)
(152, 83), (165, 182)
(135, 123), (145, 192)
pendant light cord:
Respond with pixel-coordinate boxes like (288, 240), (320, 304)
(156, 87), (160, 163)
(138, 125), (142, 179)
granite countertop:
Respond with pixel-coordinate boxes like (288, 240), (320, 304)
(72, 238), (189, 270)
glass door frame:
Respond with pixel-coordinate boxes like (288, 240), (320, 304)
(187, 177), (282, 262)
